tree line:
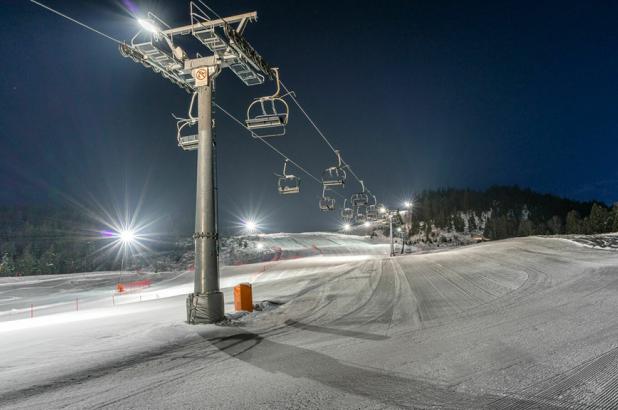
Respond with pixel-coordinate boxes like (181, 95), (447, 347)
(408, 186), (616, 241)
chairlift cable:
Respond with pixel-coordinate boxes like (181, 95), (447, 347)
(29, 0), (351, 202)
(157, 0), (375, 200)
(215, 103), (345, 199)
(30, 0), (124, 45)
(279, 80), (372, 195)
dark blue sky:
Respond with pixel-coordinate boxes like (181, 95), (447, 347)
(1, 0), (617, 233)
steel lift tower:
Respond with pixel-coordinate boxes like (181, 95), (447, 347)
(119, 2), (274, 323)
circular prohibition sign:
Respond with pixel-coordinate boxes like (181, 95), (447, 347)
(195, 68), (208, 81)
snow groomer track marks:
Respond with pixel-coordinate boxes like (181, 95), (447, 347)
(2, 234), (618, 409)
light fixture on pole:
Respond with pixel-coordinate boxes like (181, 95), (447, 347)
(137, 18), (159, 33)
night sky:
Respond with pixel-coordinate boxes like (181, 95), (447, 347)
(1, 0), (617, 234)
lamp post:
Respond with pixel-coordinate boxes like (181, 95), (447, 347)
(389, 215), (395, 257)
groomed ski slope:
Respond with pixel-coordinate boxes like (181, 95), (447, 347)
(2, 234), (618, 409)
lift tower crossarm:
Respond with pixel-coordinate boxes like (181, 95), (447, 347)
(161, 12), (257, 36)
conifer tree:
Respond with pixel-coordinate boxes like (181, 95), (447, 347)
(566, 210), (582, 234)
(589, 203), (609, 233)
(0, 253), (15, 276)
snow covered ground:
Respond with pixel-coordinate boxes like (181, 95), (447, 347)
(560, 233), (618, 250)
(1, 234), (618, 409)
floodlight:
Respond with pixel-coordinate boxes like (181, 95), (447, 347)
(119, 229), (136, 244)
(364, 221), (371, 228)
(379, 206), (387, 214)
(396, 227), (402, 233)
(138, 18), (159, 33)
(343, 223), (351, 231)
(404, 201), (412, 208)
(256, 243), (264, 250)
(244, 220), (258, 232)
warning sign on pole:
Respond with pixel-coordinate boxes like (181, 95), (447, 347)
(193, 67), (209, 86)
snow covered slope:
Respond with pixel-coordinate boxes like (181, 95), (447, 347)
(0, 233), (389, 322)
(2, 235), (618, 408)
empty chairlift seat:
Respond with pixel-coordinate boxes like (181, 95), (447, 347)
(245, 68), (289, 138)
(278, 175), (300, 195)
(319, 187), (336, 211)
(277, 159), (300, 195)
(350, 192), (369, 207)
(341, 199), (353, 221)
(322, 150), (346, 187)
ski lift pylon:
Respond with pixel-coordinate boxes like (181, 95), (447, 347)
(246, 68), (289, 138)
(276, 159), (300, 195)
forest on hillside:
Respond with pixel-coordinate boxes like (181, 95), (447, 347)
(0, 206), (186, 277)
(408, 186), (617, 241)
(1, 186), (616, 276)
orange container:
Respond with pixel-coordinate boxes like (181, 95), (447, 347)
(234, 283), (253, 312)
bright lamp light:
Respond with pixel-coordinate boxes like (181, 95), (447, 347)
(138, 18), (159, 33)
(244, 220), (258, 232)
(119, 229), (135, 244)
(343, 223), (351, 231)
(364, 221), (371, 228)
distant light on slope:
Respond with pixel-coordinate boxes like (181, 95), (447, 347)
(364, 221), (371, 228)
(256, 242), (264, 250)
(119, 229), (136, 244)
(343, 223), (351, 231)
(244, 220), (258, 233)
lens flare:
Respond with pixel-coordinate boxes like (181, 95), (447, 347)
(119, 229), (136, 243)
(138, 18), (159, 33)
(244, 220), (258, 232)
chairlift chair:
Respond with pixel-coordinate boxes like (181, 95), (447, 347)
(366, 195), (378, 220)
(355, 207), (367, 223)
(366, 205), (378, 221)
(276, 159), (300, 195)
(319, 187), (336, 212)
(322, 150), (347, 188)
(173, 92), (199, 151)
(350, 180), (369, 207)
(341, 199), (353, 221)
(246, 68), (289, 138)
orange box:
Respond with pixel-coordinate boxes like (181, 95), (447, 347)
(234, 283), (253, 312)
